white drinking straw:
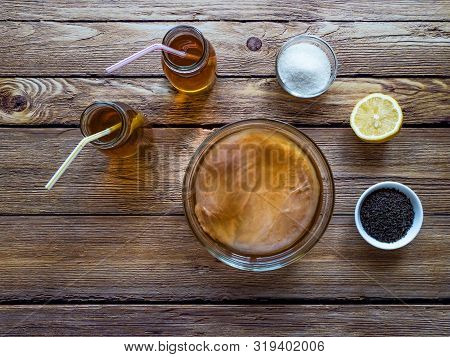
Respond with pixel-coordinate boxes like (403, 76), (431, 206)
(45, 123), (122, 191)
(106, 43), (190, 73)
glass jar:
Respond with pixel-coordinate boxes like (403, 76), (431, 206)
(80, 101), (144, 158)
(161, 25), (217, 94)
(276, 35), (337, 98)
(183, 119), (335, 271)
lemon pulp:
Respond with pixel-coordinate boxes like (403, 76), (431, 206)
(350, 93), (403, 142)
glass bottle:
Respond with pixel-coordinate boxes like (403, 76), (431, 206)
(80, 101), (144, 158)
(161, 25), (217, 94)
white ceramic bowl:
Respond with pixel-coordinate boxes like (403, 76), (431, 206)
(355, 181), (423, 250)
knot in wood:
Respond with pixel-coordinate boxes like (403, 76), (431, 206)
(246, 37), (262, 51)
(0, 91), (28, 114)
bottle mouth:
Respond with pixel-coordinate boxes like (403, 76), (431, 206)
(162, 25), (208, 74)
(80, 101), (127, 149)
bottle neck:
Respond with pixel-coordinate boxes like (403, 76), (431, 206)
(80, 101), (132, 150)
(162, 25), (209, 76)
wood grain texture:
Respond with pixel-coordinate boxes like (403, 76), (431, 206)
(0, 77), (448, 126)
(2, 1), (449, 21)
(0, 22), (449, 76)
(0, 128), (448, 215)
(0, 215), (448, 302)
(0, 305), (448, 336)
(1, 0), (448, 337)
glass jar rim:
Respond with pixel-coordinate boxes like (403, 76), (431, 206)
(162, 25), (209, 75)
(182, 119), (335, 271)
(80, 101), (128, 149)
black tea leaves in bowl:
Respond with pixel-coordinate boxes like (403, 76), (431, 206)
(360, 188), (414, 243)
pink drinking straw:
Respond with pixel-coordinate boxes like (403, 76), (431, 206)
(105, 43), (190, 73)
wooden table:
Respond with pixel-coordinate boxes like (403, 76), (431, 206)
(0, 1), (449, 336)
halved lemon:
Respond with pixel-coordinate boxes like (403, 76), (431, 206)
(350, 93), (403, 143)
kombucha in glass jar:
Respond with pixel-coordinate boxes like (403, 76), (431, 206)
(80, 101), (144, 158)
(162, 25), (217, 94)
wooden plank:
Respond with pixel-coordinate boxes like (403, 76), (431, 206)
(1, 77), (448, 126)
(2, 1), (449, 21)
(0, 215), (448, 302)
(0, 22), (449, 76)
(0, 128), (448, 215)
(0, 305), (448, 336)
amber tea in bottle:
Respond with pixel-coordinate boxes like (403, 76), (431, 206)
(80, 101), (144, 157)
(162, 26), (217, 93)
